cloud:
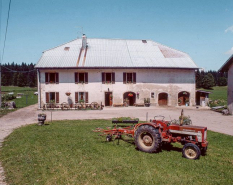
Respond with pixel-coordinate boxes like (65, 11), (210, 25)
(225, 26), (233, 33)
(225, 47), (233, 55)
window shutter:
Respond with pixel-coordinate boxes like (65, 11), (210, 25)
(46, 92), (49, 103)
(112, 72), (115, 84)
(85, 92), (88, 103)
(133, 73), (136, 84)
(102, 72), (105, 84)
(123, 72), (126, 84)
(56, 73), (59, 84)
(56, 92), (59, 103)
(75, 92), (79, 103)
(75, 72), (78, 83)
(45, 73), (48, 84)
(85, 72), (88, 84)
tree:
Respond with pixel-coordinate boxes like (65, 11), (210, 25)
(12, 73), (18, 86)
(202, 73), (215, 89)
(195, 70), (202, 88)
(17, 73), (25, 87)
(218, 77), (227, 86)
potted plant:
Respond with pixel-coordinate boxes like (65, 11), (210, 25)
(124, 98), (129, 107)
(144, 98), (150, 107)
(65, 92), (71, 96)
(38, 113), (46, 125)
(48, 100), (55, 108)
(178, 99), (182, 106)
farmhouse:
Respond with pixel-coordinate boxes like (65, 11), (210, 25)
(219, 54), (233, 114)
(35, 35), (198, 109)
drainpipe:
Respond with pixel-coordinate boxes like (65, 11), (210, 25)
(37, 69), (41, 109)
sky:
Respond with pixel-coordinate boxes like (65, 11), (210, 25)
(0, 0), (233, 71)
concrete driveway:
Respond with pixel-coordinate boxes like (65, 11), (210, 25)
(0, 104), (233, 184)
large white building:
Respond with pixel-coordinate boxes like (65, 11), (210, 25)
(35, 35), (198, 108)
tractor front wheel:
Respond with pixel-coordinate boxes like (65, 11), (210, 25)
(182, 143), (201, 160)
(135, 125), (161, 153)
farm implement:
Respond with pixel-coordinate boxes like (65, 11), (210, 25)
(93, 110), (208, 160)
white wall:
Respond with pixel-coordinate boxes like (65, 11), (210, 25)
(228, 64), (233, 114)
(38, 68), (196, 108)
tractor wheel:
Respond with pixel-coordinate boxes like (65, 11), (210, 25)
(182, 143), (201, 160)
(135, 125), (161, 153)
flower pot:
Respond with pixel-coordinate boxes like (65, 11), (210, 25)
(38, 114), (46, 125)
(145, 103), (150, 107)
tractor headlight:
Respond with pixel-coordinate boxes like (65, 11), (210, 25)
(204, 130), (207, 141)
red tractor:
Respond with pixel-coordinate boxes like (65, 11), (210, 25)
(94, 110), (208, 160)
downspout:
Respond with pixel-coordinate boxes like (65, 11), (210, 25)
(37, 69), (41, 109)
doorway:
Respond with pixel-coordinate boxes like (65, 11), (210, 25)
(105, 92), (113, 106)
(158, 93), (168, 106)
(178, 91), (190, 105)
(123, 92), (136, 106)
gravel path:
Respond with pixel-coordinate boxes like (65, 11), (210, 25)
(0, 104), (233, 184)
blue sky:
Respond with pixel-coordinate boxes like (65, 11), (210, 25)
(1, 0), (233, 70)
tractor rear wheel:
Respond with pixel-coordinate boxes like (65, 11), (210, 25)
(182, 143), (201, 160)
(135, 125), (161, 153)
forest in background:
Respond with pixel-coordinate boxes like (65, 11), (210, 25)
(0, 62), (228, 89)
(1, 62), (37, 87)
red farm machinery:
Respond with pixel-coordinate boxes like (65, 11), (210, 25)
(94, 110), (208, 160)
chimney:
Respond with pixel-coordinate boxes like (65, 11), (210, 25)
(82, 34), (87, 49)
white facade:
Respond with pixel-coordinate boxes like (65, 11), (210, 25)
(38, 68), (196, 108)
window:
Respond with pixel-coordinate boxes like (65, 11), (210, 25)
(151, 92), (155, 98)
(45, 73), (59, 84)
(75, 92), (88, 103)
(123, 72), (136, 84)
(64, 47), (70, 51)
(102, 72), (115, 84)
(45, 92), (59, 103)
(75, 72), (88, 84)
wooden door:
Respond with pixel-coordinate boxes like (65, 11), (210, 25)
(158, 93), (168, 106)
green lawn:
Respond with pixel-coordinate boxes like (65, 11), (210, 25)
(0, 86), (37, 117)
(0, 120), (233, 185)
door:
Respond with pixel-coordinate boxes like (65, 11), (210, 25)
(158, 93), (168, 106)
(105, 92), (112, 106)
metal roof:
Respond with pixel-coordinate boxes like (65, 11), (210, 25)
(218, 54), (233, 72)
(35, 38), (198, 69)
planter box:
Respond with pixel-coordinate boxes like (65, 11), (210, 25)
(112, 120), (139, 124)
(144, 103), (150, 107)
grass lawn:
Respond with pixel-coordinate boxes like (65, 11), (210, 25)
(0, 120), (233, 185)
(0, 86), (37, 117)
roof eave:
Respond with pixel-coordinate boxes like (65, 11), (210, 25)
(219, 54), (233, 72)
(35, 66), (198, 70)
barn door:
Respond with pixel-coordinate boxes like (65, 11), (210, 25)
(158, 93), (168, 106)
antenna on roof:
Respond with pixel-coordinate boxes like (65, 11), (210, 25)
(75, 26), (83, 38)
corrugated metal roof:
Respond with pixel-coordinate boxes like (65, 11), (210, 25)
(35, 38), (198, 69)
(218, 54), (233, 72)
